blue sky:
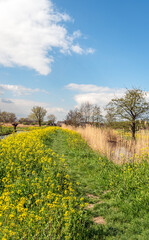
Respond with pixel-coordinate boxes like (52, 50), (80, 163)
(1, 0), (149, 120)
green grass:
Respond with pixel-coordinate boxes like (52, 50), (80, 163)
(0, 126), (13, 136)
(45, 128), (149, 240)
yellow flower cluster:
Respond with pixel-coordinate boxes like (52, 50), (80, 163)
(109, 159), (149, 198)
(0, 127), (86, 239)
(65, 129), (87, 150)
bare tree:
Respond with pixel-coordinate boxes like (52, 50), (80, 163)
(47, 114), (56, 125)
(106, 88), (149, 140)
(29, 106), (47, 126)
(65, 108), (83, 127)
(92, 105), (103, 124)
(80, 102), (93, 123)
(65, 102), (103, 127)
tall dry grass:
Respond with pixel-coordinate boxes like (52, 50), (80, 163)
(63, 125), (149, 164)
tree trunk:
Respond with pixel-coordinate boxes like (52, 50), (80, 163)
(131, 121), (136, 141)
(39, 120), (41, 127)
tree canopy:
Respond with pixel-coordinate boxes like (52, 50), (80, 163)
(29, 106), (47, 126)
(0, 111), (16, 123)
(106, 88), (149, 139)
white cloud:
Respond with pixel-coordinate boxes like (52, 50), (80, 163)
(66, 83), (125, 107)
(71, 46), (95, 55)
(0, 84), (49, 96)
(66, 83), (111, 92)
(0, 0), (94, 75)
(0, 98), (67, 120)
(74, 92), (123, 106)
(46, 107), (67, 114)
(85, 48), (95, 54)
(0, 98), (45, 116)
(71, 45), (83, 55)
(72, 30), (82, 39)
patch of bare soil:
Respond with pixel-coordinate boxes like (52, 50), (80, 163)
(86, 204), (94, 209)
(86, 200), (105, 209)
(93, 216), (106, 225)
(86, 194), (99, 199)
(103, 190), (111, 195)
(96, 200), (104, 204)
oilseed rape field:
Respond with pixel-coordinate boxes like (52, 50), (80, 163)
(0, 127), (149, 239)
(0, 128), (87, 239)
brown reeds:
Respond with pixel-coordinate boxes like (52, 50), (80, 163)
(63, 125), (149, 164)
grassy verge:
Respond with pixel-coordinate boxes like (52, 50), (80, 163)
(47, 128), (149, 240)
(0, 127), (149, 239)
(0, 126), (13, 136)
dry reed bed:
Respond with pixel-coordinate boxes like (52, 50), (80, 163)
(63, 125), (149, 164)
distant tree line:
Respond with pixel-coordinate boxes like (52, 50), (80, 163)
(0, 107), (57, 127)
(65, 102), (103, 127)
(64, 88), (149, 140)
(1, 88), (149, 140)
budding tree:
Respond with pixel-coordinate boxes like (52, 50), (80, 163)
(106, 88), (149, 140)
(0, 111), (16, 123)
(29, 106), (47, 126)
(47, 114), (56, 125)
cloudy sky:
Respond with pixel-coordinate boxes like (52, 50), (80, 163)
(1, 0), (149, 120)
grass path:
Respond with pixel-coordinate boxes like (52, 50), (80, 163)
(44, 129), (149, 240)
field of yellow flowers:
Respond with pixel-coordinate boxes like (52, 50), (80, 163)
(0, 126), (149, 239)
(0, 127), (87, 240)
